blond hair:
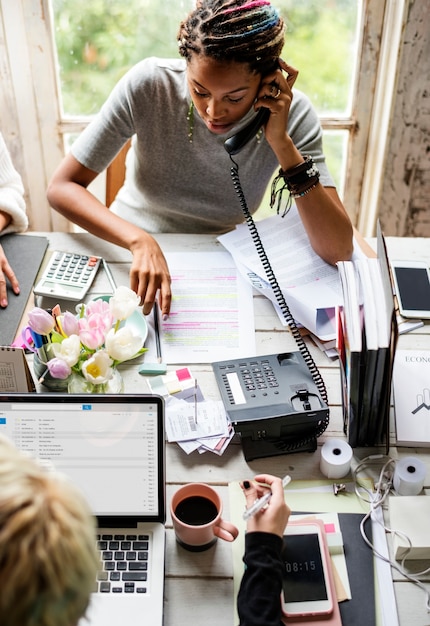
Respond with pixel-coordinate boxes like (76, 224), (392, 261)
(0, 435), (99, 626)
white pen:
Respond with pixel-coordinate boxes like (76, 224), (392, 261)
(242, 475), (291, 521)
(102, 258), (117, 294)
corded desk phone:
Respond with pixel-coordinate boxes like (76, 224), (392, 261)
(213, 351), (329, 461)
(215, 71), (330, 460)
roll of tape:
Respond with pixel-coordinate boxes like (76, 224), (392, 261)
(393, 456), (427, 496)
(320, 439), (353, 479)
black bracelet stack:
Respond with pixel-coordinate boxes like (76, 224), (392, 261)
(270, 155), (320, 216)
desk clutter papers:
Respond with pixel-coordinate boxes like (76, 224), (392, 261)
(147, 368), (233, 455)
(393, 349), (430, 446)
(217, 207), (367, 342)
(158, 251), (255, 364)
(0, 347), (35, 392)
(396, 314), (424, 335)
(309, 333), (339, 360)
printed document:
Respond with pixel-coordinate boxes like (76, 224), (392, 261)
(159, 251), (255, 363)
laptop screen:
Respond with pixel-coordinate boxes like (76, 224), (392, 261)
(0, 393), (165, 523)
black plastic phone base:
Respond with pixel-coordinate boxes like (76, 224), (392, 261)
(241, 435), (317, 462)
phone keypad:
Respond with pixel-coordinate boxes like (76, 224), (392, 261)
(239, 360), (280, 392)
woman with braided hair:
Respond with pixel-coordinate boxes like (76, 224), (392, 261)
(48, 0), (353, 319)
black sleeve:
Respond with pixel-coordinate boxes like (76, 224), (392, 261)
(237, 531), (284, 626)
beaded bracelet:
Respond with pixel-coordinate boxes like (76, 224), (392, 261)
(281, 155), (320, 193)
(291, 182), (319, 198)
(270, 155), (320, 216)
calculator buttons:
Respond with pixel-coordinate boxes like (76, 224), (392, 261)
(34, 251), (102, 301)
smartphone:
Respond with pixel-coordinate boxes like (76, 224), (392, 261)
(390, 259), (430, 319)
(281, 521), (334, 618)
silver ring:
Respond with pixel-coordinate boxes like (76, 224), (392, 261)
(270, 84), (281, 99)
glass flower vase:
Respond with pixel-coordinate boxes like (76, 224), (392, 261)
(67, 368), (124, 394)
(33, 354), (70, 391)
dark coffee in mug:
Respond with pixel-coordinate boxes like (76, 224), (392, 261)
(174, 495), (218, 526)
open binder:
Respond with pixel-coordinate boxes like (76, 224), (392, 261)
(336, 223), (398, 449)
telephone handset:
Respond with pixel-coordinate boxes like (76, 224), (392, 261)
(224, 107), (270, 155)
(225, 58), (284, 154)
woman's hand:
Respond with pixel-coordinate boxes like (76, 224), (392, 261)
(0, 244), (20, 308)
(241, 473), (291, 537)
(255, 60), (299, 156)
(47, 154), (173, 317)
(129, 234), (172, 317)
(253, 61), (354, 264)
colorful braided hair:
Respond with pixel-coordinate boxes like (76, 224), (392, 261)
(177, 0), (285, 76)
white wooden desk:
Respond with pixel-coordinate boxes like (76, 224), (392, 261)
(26, 232), (430, 626)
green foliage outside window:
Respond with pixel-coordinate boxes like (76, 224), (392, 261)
(52, 0), (359, 204)
(53, 0), (358, 117)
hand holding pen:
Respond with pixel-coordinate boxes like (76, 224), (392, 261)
(241, 474), (291, 538)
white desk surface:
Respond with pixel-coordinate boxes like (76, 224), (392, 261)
(26, 231), (430, 626)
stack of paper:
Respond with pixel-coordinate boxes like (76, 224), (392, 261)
(147, 367), (234, 455)
(218, 207), (365, 341)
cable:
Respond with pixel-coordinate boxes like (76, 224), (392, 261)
(229, 157), (329, 451)
(353, 455), (430, 613)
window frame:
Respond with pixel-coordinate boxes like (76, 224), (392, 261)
(0, 0), (408, 235)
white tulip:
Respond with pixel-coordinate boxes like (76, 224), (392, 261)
(52, 334), (81, 367)
(109, 286), (141, 321)
(81, 350), (113, 384)
(105, 326), (144, 362)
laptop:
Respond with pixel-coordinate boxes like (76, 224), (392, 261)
(0, 392), (166, 626)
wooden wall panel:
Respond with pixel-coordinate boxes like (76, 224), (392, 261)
(379, 0), (430, 236)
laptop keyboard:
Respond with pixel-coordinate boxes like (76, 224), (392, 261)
(96, 533), (150, 594)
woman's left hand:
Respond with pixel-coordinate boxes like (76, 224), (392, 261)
(0, 244), (20, 308)
(255, 60), (299, 149)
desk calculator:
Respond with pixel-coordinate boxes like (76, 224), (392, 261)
(33, 250), (102, 301)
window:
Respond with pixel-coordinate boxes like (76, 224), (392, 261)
(0, 0), (400, 233)
(52, 0), (359, 199)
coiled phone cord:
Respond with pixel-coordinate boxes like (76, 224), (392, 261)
(229, 159), (329, 445)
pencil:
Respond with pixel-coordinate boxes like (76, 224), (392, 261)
(138, 302), (167, 375)
(153, 303), (162, 364)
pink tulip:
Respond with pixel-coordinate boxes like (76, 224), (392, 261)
(86, 299), (114, 327)
(28, 307), (55, 336)
(61, 311), (80, 337)
(78, 314), (108, 350)
(47, 358), (71, 379)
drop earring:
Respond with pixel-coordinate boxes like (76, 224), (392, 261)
(187, 100), (194, 143)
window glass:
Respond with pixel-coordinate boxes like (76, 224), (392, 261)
(53, 0), (195, 116)
(53, 0), (360, 118)
(280, 0), (360, 115)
